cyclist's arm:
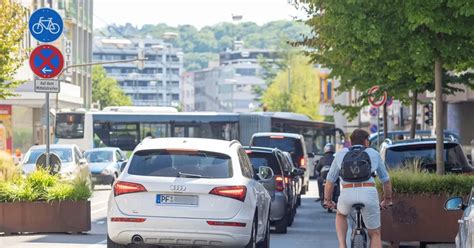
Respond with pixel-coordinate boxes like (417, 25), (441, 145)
(376, 155), (392, 201)
(324, 156), (340, 203)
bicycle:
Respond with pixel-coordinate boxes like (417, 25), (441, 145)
(32, 17), (60, 34)
(350, 203), (368, 248)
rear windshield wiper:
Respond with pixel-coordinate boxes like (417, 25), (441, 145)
(178, 172), (209, 178)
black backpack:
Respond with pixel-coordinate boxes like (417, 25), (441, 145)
(340, 146), (372, 182)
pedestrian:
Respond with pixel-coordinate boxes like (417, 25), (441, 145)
(314, 143), (336, 202)
(324, 129), (393, 248)
(396, 134), (404, 141)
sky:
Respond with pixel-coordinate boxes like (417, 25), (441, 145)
(93, 0), (304, 29)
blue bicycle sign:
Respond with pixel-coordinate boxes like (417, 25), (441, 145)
(29, 8), (63, 42)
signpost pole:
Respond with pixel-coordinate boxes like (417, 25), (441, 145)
(46, 92), (50, 168)
(377, 107), (380, 148)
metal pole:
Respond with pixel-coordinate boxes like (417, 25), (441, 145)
(377, 107), (380, 148)
(46, 92), (50, 168)
(287, 66), (291, 111)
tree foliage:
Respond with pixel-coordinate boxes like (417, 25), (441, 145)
(92, 66), (132, 108)
(0, 0), (27, 99)
(95, 21), (311, 71)
(262, 54), (323, 120)
(294, 0), (474, 120)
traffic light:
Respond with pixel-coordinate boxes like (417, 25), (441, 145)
(424, 103), (433, 126)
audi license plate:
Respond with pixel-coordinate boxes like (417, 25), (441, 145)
(156, 194), (198, 205)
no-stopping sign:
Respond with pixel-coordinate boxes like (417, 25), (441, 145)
(368, 86), (387, 107)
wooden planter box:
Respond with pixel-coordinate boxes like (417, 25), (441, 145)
(0, 201), (91, 234)
(381, 194), (462, 247)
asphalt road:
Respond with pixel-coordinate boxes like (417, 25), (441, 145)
(0, 181), (339, 248)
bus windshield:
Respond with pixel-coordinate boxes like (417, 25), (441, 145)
(55, 113), (85, 139)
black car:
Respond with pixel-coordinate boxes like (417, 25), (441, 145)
(244, 146), (302, 233)
(380, 137), (473, 173)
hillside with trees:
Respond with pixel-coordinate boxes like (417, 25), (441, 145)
(94, 20), (310, 71)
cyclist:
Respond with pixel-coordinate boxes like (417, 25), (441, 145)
(314, 143), (336, 202)
(324, 129), (393, 248)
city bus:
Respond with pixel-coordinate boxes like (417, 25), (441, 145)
(55, 107), (342, 175)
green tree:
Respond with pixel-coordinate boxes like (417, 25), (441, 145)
(262, 55), (323, 120)
(0, 0), (27, 98)
(295, 0), (474, 174)
(92, 66), (131, 108)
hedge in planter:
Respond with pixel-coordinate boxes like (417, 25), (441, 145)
(376, 170), (474, 248)
(0, 169), (92, 234)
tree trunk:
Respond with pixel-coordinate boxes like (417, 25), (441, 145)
(435, 57), (445, 175)
(410, 91), (418, 139)
(383, 102), (388, 140)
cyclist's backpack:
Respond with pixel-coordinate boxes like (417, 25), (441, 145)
(340, 146), (372, 182)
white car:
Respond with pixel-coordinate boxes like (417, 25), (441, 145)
(445, 187), (474, 248)
(107, 138), (273, 248)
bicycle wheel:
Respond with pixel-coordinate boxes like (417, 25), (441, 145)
(32, 23), (43, 34)
(351, 229), (368, 248)
(49, 23), (60, 34)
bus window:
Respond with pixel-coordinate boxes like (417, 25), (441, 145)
(313, 131), (326, 155)
(141, 123), (170, 138)
(55, 113), (85, 139)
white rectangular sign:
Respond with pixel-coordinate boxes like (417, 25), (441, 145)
(35, 79), (60, 93)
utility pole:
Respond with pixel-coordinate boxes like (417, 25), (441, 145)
(287, 66), (291, 112)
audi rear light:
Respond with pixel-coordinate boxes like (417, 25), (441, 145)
(245, 150), (252, 154)
(284, 176), (290, 185)
(210, 185), (247, 202)
(299, 157), (307, 168)
(275, 175), (285, 192)
(114, 181), (147, 196)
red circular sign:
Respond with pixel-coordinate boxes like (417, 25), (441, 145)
(368, 86), (387, 107)
(29, 45), (64, 78)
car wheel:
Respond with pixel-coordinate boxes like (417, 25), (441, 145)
(257, 219), (270, 248)
(296, 195), (301, 206)
(245, 218), (257, 248)
(288, 207), (296, 226)
(107, 235), (126, 248)
(273, 214), (288, 234)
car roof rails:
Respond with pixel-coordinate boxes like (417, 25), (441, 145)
(229, 140), (240, 147)
(445, 135), (458, 142)
(383, 138), (393, 145)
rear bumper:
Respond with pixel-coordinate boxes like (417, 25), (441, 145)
(108, 201), (253, 247)
(91, 173), (114, 185)
(270, 193), (288, 221)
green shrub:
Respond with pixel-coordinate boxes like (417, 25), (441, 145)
(376, 170), (474, 196)
(0, 169), (92, 202)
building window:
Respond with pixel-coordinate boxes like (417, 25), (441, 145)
(171, 94), (179, 101)
(235, 68), (256, 76)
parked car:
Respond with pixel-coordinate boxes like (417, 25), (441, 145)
(21, 144), (92, 184)
(250, 132), (313, 195)
(379, 137), (474, 173)
(370, 130), (460, 150)
(107, 138), (273, 248)
(444, 187), (474, 248)
(244, 146), (301, 233)
(84, 147), (128, 186)
(281, 151), (304, 207)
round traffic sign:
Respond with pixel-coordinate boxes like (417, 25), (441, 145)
(369, 124), (378, 134)
(369, 107), (378, 117)
(29, 45), (64, 78)
(368, 86), (387, 107)
(29, 8), (64, 42)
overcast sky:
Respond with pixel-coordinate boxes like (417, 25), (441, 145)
(94, 0), (303, 29)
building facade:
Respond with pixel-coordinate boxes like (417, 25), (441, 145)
(0, 0), (92, 153)
(181, 72), (195, 111)
(93, 38), (183, 107)
(194, 49), (275, 113)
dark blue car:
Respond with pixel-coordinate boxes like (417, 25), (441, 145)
(84, 147), (128, 186)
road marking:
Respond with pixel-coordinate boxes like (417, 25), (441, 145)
(91, 200), (109, 207)
(87, 239), (107, 248)
(91, 207), (107, 215)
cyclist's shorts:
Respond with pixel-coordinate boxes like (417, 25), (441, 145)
(337, 187), (381, 229)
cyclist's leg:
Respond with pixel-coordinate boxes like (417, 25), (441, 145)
(335, 211), (348, 248)
(367, 228), (382, 248)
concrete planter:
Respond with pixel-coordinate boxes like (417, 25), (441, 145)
(381, 194), (462, 248)
(0, 201), (91, 234)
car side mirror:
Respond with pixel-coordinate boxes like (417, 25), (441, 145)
(307, 152), (315, 158)
(444, 197), (465, 211)
(120, 161), (127, 172)
(292, 168), (305, 176)
(257, 166), (274, 182)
